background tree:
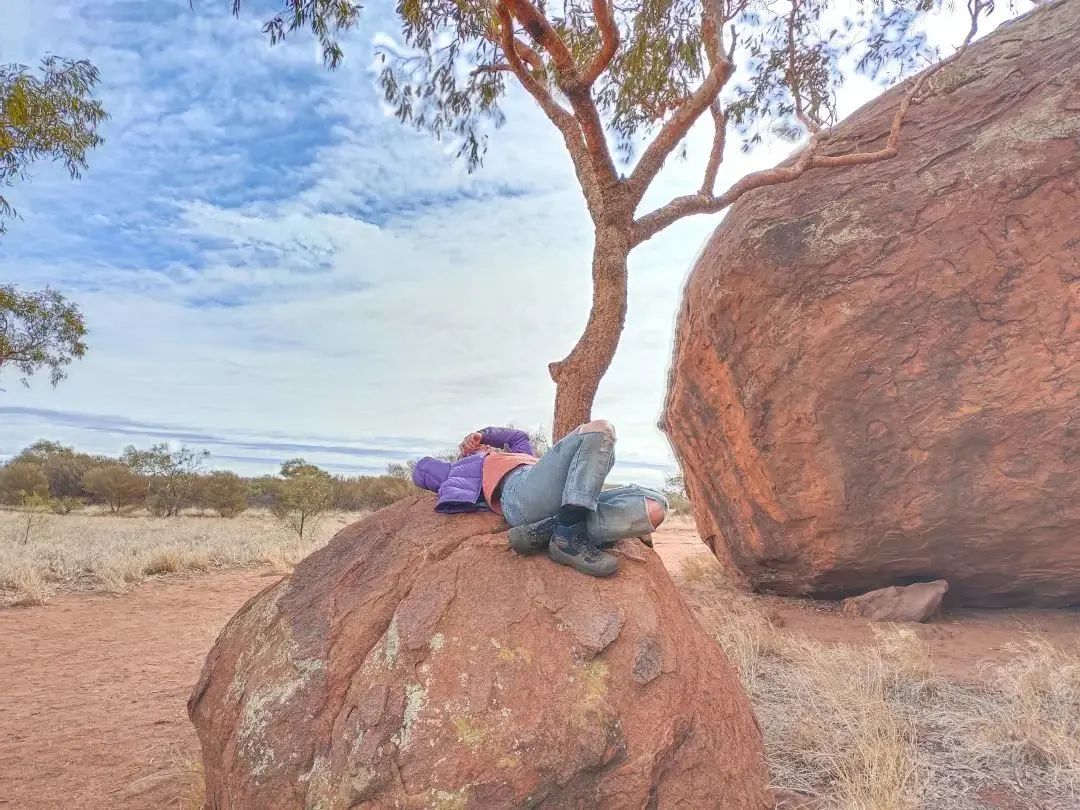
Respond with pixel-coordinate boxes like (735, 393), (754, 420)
(271, 458), (335, 540)
(1, 57), (107, 234)
(234, 0), (991, 437)
(121, 443), (209, 517)
(13, 493), (53, 545)
(0, 285), (87, 389)
(13, 439), (99, 500)
(661, 472), (692, 515)
(1, 56), (106, 387)
(248, 474), (284, 510)
(0, 460), (50, 505)
(81, 463), (145, 513)
(198, 471), (250, 518)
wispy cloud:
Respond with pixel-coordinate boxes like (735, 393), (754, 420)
(0, 406), (668, 482)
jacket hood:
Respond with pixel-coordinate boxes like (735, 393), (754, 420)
(412, 457), (451, 492)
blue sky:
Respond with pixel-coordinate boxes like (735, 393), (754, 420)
(0, 0), (1027, 484)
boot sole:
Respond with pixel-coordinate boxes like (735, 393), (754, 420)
(547, 543), (618, 577)
(508, 525), (550, 555)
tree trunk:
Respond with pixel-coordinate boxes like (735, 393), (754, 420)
(549, 225), (631, 440)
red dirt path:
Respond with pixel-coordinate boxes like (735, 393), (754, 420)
(0, 569), (280, 809)
(1, 526), (1077, 808)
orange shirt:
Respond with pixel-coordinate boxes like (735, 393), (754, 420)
(481, 452), (537, 515)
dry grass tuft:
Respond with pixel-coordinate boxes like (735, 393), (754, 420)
(676, 561), (1080, 809)
(259, 544), (295, 575)
(679, 555), (780, 692)
(872, 624), (937, 690)
(4, 566), (52, 607)
(0, 509), (364, 606)
(143, 548), (183, 576)
(769, 636), (922, 808)
(975, 638), (1080, 782)
(678, 553), (724, 586)
(173, 754), (206, 810)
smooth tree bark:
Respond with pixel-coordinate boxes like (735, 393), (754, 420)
(549, 223), (631, 439)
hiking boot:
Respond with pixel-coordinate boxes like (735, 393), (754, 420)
(547, 523), (618, 577)
(508, 517), (557, 555)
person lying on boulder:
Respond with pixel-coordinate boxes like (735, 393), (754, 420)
(412, 420), (667, 577)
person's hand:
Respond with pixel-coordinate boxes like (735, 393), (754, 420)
(460, 432), (484, 456)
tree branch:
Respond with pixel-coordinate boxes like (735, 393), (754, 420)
(493, 7), (576, 137)
(494, 4), (607, 217)
(633, 0), (988, 244)
(627, 21), (735, 203)
(500, 0), (620, 205)
(582, 0), (619, 86)
(503, 0), (579, 79)
(511, 35), (545, 73)
(786, 0), (823, 134)
(701, 101), (727, 194)
(471, 63), (514, 75)
(633, 130), (826, 244)
(700, 0), (733, 195)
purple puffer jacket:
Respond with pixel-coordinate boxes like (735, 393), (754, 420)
(413, 427), (535, 513)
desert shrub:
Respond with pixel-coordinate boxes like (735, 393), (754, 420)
(82, 463), (145, 513)
(0, 460), (50, 504)
(332, 477), (365, 511)
(13, 440), (100, 499)
(662, 472), (692, 515)
(11, 493), (52, 545)
(50, 495), (83, 515)
(365, 474), (414, 509)
(334, 471), (414, 512)
(123, 443), (208, 517)
(529, 426), (551, 456)
(271, 459), (334, 540)
(6, 565), (50, 606)
(385, 462), (411, 482)
(248, 475), (281, 510)
(198, 471), (249, 518)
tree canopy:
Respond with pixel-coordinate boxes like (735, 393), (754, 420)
(0, 57), (108, 234)
(0, 284), (87, 388)
(237, 0), (965, 173)
(1, 56), (105, 389)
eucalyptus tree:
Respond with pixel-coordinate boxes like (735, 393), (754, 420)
(235, 0), (990, 437)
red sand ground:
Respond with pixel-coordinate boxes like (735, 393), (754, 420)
(1, 525), (1077, 808)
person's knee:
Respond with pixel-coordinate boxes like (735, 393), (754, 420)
(645, 496), (666, 529)
(578, 419), (616, 440)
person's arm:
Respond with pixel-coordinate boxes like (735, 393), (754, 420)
(479, 426), (535, 455)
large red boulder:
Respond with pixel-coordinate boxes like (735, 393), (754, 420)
(189, 497), (770, 808)
(662, 0), (1080, 607)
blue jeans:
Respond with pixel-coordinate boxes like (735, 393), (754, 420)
(498, 423), (667, 543)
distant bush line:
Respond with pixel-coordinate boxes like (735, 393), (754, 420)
(0, 439), (416, 520)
